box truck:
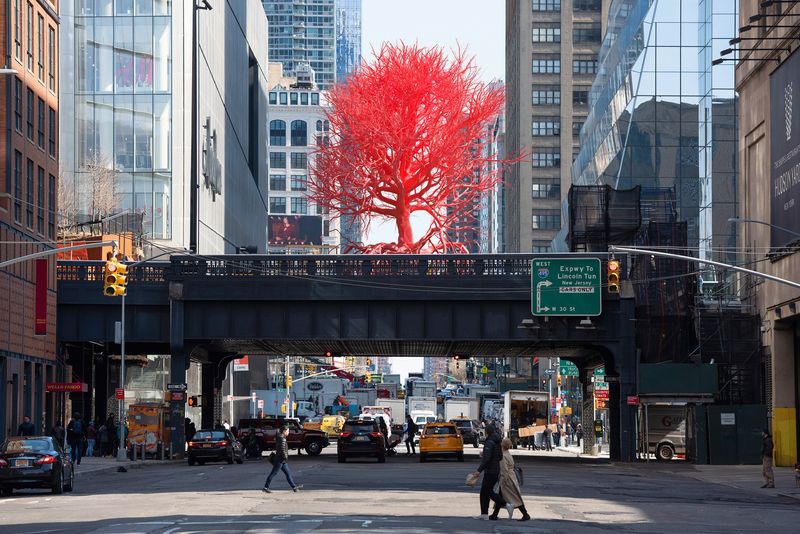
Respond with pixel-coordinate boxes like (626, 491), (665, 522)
(503, 390), (549, 447)
(444, 397), (479, 422)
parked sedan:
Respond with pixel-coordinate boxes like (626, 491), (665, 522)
(187, 430), (244, 466)
(0, 436), (74, 495)
(337, 419), (386, 463)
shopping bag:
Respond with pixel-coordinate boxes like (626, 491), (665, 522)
(515, 466), (524, 487)
(465, 472), (480, 487)
(268, 452), (277, 465)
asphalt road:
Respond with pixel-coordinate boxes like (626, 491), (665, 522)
(1, 447), (798, 533)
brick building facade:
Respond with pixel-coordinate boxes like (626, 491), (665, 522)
(0, 0), (61, 441)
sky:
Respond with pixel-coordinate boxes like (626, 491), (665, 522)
(361, 1), (505, 381)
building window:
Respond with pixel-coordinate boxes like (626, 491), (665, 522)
(311, 93), (320, 105)
(532, 151), (561, 168)
(270, 197), (287, 213)
(532, 55), (560, 74)
(291, 175), (307, 191)
(269, 92), (277, 105)
(573, 88), (590, 106)
(48, 25), (55, 91)
(574, 0), (601, 11)
(270, 174), (286, 191)
(532, 86), (560, 105)
(532, 0), (560, 11)
(574, 24), (601, 43)
(300, 92), (309, 105)
(290, 120), (308, 146)
(14, 0), (21, 61)
(26, 3), (33, 72)
(48, 174), (55, 238)
(532, 25), (560, 43)
(48, 107), (56, 157)
(290, 92), (298, 105)
(14, 78), (22, 132)
(532, 209), (560, 229)
(269, 120), (287, 146)
(26, 159), (34, 228)
(26, 88), (34, 140)
(532, 177), (561, 198)
(532, 240), (553, 253)
(291, 197), (308, 214)
(290, 152), (308, 170)
(14, 151), (22, 223)
(37, 14), (44, 81)
(269, 152), (286, 169)
(573, 120), (585, 136)
(279, 92), (287, 105)
(532, 118), (560, 136)
(37, 98), (45, 149)
(37, 166), (44, 234)
(573, 56), (598, 74)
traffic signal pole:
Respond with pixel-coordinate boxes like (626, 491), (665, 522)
(117, 293), (126, 461)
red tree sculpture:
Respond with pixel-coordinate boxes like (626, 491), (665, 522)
(310, 43), (510, 254)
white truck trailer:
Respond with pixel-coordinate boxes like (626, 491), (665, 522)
(503, 390), (549, 447)
(444, 397), (480, 422)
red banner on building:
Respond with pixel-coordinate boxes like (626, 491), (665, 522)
(46, 382), (88, 393)
(35, 258), (47, 336)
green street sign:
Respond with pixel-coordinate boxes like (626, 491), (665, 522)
(594, 367), (605, 376)
(559, 360), (579, 377)
(532, 258), (602, 316)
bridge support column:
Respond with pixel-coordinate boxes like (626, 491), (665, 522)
(609, 298), (638, 462)
(201, 363), (216, 430)
(168, 294), (188, 458)
(581, 377), (594, 455)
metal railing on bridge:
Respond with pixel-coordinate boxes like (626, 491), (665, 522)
(57, 253), (609, 281)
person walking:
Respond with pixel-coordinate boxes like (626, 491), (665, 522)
(17, 415), (35, 436)
(262, 424), (301, 493)
(576, 424), (584, 448)
(86, 422), (97, 457)
(98, 423), (110, 457)
(761, 428), (775, 488)
(565, 421), (573, 446)
(489, 438), (531, 521)
(404, 415), (418, 455)
(66, 413), (85, 465)
(542, 426), (553, 451)
(469, 423), (506, 520)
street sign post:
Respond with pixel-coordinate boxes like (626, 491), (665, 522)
(167, 383), (187, 392)
(115, 388), (125, 400)
(532, 258), (602, 316)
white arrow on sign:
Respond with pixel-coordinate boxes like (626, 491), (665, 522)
(536, 280), (553, 313)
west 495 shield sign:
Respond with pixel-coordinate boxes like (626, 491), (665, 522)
(771, 48), (800, 248)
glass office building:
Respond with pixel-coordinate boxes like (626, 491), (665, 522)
(69, 0), (173, 239)
(571, 0), (738, 272)
(335, 0), (361, 81)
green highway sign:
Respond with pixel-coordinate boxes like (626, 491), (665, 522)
(559, 360), (579, 377)
(532, 258), (602, 316)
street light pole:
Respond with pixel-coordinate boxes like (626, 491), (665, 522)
(117, 292), (126, 461)
(728, 217), (800, 239)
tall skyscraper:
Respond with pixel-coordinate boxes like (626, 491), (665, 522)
(335, 0), (362, 81)
(262, 0), (337, 90)
(505, 0), (610, 252)
(60, 1), (270, 256)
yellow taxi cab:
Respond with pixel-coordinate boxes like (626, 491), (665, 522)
(419, 421), (464, 462)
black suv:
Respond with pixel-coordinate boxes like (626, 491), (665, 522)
(187, 429), (244, 466)
(337, 419), (386, 463)
(450, 418), (480, 448)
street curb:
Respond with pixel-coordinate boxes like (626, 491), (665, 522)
(74, 460), (182, 478)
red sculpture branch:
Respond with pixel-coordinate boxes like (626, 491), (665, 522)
(309, 43), (514, 254)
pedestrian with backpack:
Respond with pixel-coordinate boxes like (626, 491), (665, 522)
(66, 413), (85, 465)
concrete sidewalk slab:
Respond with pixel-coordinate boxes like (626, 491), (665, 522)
(73, 456), (179, 477)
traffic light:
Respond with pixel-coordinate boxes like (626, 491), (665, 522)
(103, 258), (128, 297)
(557, 375), (562, 387)
(187, 396), (198, 407)
(607, 259), (620, 294)
(285, 375), (293, 388)
(365, 372), (372, 382)
(453, 354), (461, 369)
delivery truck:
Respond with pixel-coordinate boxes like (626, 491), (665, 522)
(444, 397), (479, 422)
(345, 387), (378, 412)
(503, 390), (549, 447)
(297, 377), (348, 414)
(406, 380), (436, 398)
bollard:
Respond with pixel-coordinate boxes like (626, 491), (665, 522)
(160, 442), (165, 461)
(140, 443), (145, 461)
(132, 443), (137, 462)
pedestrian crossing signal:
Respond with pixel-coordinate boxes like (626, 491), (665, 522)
(607, 259), (620, 294)
(187, 396), (199, 407)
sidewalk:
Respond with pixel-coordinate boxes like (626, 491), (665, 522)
(658, 463), (800, 502)
(72, 455), (178, 477)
